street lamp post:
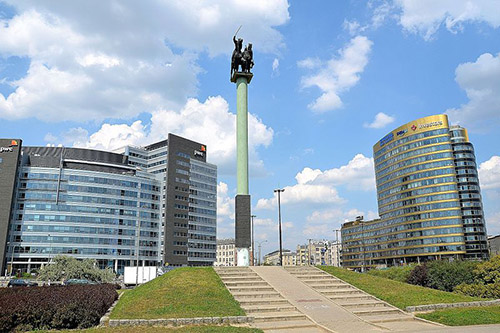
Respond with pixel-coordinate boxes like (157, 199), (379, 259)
(256, 240), (267, 266)
(273, 188), (284, 266)
(251, 215), (256, 266)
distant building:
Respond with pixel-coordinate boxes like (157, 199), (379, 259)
(215, 239), (236, 266)
(296, 240), (341, 266)
(342, 115), (489, 271)
(263, 249), (293, 266)
(488, 235), (500, 257)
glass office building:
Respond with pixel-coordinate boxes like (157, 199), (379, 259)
(342, 115), (489, 270)
(1, 134), (217, 276)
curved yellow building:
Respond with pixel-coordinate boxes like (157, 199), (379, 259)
(342, 115), (489, 270)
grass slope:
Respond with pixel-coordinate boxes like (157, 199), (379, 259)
(111, 267), (245, 319)
(319, 266), (483, 309)
(417, 305), (500, 326)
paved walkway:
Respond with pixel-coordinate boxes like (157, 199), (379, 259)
(251, 266), (446, 332)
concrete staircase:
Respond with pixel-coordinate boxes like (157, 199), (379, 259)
(285, 266), (420, 325)
(215, 266), (323, 332)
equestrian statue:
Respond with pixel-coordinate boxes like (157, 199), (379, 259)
(231, 27), (254, 79)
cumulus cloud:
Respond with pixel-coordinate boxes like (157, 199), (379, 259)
(446, 53), (500, 131)
(296, 154), (376, 191)
(363, 112), (395, 129)
(66, 96), (273, 175)
(479, 156), (500, 190)
(0, 1), (290, 122)
(394, 0), (500, 40)
(256, 153), (375, 210)
(303, 208), (379, 238)
(299, 36), (373, 113)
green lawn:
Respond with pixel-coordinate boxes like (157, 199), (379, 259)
(33, 326), (262, 333)
(417, 305), (500, 326)
(110, 267), (245, 319)
(319, 266), (484, 309)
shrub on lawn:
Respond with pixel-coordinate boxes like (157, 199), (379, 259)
(406, 264), (429, 286)
(367, 265), (414, 282)
(454, 255), (500, 298)
(0, 284), (117, 332)
(38, 255), (115, 283)
(426, 260), (478, 292)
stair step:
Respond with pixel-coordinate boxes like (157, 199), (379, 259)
(238, 298), (288, 307)
(293, 274), (331, 279)
(320, 289), (361, 295)
(228, 286), (275, 292)
(302, 279), (342, 284)
(224, 281), (268, 287)
(243, 304), (296, 313)
(329, 294), (373, 301)
(253, 311), (307, 323)
(309, 284), (351, 289)
(339, 300), (387, 308)
(219, 276), (262, 281)
(233, 291), (281, 299)
(365, 313), (415, 323)
(352, 307), (402, 316)
(253, 319), (317, 330)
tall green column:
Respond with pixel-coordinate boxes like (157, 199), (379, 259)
(236, 75), (249, 195)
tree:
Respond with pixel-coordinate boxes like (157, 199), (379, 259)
(38, 255), (115, 283)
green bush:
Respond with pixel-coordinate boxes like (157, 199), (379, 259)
(38, 255), (115, 283)
(406, 264), (429, 286)
(453, 255), (500, 298)
(426, 260), (478, 292)
(367, 265), (414, 282)
(454, 282), (500, 298)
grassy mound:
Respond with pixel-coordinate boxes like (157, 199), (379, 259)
(417, 305), (500, 326)
(111, 267), (245, 319)
(319, 266), (484, 309)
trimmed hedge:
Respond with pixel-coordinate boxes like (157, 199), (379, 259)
(0, 284), (117, 332)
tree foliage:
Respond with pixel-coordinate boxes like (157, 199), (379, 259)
(454, 255), (500, 298)
(38, 255), (115, 283)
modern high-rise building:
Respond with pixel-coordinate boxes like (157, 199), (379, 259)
(342, 115), (489, 270)
(0, 134), (217, 276)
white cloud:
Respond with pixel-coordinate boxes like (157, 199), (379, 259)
(479, 156), (500, 190)
(303, 208), (379, 238)
(272, 58), (280, 76)
(297, 154), (376, 191)
(67, 96), (273, 175)
(485, 211), (500, 235)
(256, 153), (375, 210)
(394, 0), (500, 40)
(300, 36), (373, 113)
(363, 112), (395, 129)
(0, 1), (290, 122)
(446, 53), (500, 131)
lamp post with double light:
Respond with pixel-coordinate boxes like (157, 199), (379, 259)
(273, 188), (284, 266)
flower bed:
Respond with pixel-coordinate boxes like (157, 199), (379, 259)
(0, 284), (117, 332)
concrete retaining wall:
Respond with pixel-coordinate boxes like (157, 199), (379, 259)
(108, 316), (254, 327)
(406, 299), (500, 313)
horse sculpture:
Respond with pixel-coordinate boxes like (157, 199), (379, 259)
(231, 36), (253, 78)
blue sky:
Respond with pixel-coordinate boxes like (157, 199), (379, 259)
(1, 1), (500, 257)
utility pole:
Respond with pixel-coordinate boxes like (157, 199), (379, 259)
(256, 240), (267, 265)
(274, 188), (285, 266)
(251, 215), (256, 266)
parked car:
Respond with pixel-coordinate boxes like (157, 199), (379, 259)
(64, 278), (97, 285)
(8, 279), (38, 287)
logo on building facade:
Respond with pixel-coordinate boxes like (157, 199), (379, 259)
(411, 125), (417, 131)
(396, 129), (407, 137)
(194, 150), (204, 157)
(379, 132), (394, 147)
(419, 121), (443, 129)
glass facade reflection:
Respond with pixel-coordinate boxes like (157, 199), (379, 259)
(3, 134), (217, 275)
(342, 115), (489, 270)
